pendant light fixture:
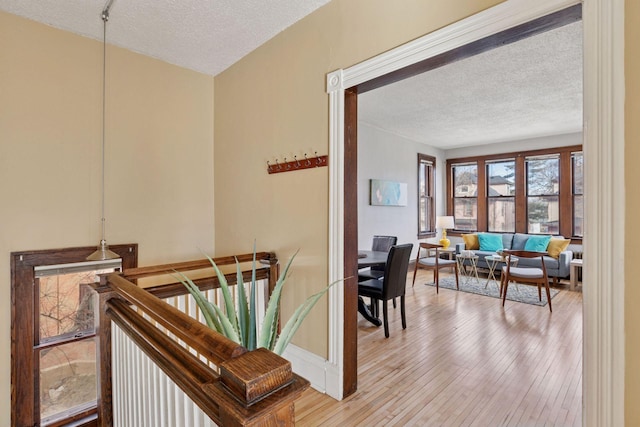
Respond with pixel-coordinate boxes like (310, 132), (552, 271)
(88, 0), (119, 261)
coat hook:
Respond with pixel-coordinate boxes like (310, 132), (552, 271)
(315, 151), (321, 165)
(304, 153), (311, 166)
(294, 155), (301, 167)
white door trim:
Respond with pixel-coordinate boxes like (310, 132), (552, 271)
(326, 0), (625, 424)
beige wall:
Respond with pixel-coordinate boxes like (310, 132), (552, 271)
(0, 11), (214, 424)
(626, 0), (639, 424)
(213, 0), (503, 357)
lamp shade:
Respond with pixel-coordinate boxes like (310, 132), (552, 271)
(87, 239), (120, 261)
(435, 216), (455, 229)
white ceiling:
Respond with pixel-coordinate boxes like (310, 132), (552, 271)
(359, 21), (583, 149)
(0, 0), (332, 76)
(1, 2), (582, 148)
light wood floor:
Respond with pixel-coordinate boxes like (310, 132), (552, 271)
(295, 270), (583, 426)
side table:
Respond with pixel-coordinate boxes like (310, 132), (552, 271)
(427, 246), (456, 260)
(456, 254), (479, 286)
(484, 254), (518, 291)
(570, 258), (583, 291)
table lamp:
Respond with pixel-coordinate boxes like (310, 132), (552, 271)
(436, 216), (455, 249)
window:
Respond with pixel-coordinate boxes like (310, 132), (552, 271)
(11, 245), (137, 427)
(36, 262), (121, 425)
(487, 160), (515, 232)
(526, 155), (560, 234)
(418, 154), (436, 237)
(446, 145), (582, 239)
(452, 163), (478, 231)
(572, 151), (584, 237)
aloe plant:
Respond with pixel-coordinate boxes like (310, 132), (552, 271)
(175, 246), (334, 355)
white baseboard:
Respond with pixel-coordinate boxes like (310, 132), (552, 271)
(282, 344), (342, 400)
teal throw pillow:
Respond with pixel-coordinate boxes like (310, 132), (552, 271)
(478, 233), (503, 251)
(524, 235), (552, 252)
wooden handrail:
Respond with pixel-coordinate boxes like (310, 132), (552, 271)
(122, 251), (276, 280)
(106, 273), (246, 364)
(144, 266), (270, 300)
(94, 252), (308, 426)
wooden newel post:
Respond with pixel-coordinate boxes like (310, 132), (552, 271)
(93, 277), (117, 427)
(205, 348), (307, 426)
(261, 252), (280, 296)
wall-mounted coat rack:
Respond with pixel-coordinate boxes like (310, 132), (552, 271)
(267, 153), (328, 174)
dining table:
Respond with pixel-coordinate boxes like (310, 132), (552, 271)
(357, 250), (389, 327)
(357, 250), (389, 268)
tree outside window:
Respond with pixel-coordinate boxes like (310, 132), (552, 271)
(453, 163), (478, 231)
(487, 160), (515, 232)
(527, 155), (560, 234)
(572, 152), (584, 237)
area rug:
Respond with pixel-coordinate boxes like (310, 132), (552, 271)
(423, 276), (559, 307)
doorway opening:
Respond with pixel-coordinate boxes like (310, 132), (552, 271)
(326, 0), (625, 423)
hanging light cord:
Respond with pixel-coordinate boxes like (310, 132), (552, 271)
(87, 0), (117, 260)
(99, 0), (114, 243)
(99, 11), (108, 243)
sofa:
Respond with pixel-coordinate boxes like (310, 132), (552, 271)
(455, 232), (573, 281)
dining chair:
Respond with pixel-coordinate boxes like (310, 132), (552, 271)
(411, 242), (459, 293)
(357, 243), (413, 338)
(358, 235), (397, 281)
(500, 250), (553, 312)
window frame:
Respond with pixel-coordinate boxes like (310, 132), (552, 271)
(526, 154), (561, 234)
(451, 161), (480, 232)
(486, 159), (516, 233)
(446, 145), (582, 241)
(572, 151), (584, 237)
(11, 244), (138, 427)
(417, 153), (436, 238)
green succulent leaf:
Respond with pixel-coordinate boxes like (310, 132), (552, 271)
(258, 250), (298, 349)
(248, 242), (257, 350)
(173, 270), (222, 333)
(235, 257), (249, 347)
(272, 280), (338, 355)
(203, 253), (240, 338)
(210, 302), (241, 344)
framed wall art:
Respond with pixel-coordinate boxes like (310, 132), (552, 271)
(370, 179), (408, 206)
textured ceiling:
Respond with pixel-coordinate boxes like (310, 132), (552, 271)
(2, 2), (582, 148)
(359, 21), (583, 149)
(0, 0), (332, 76)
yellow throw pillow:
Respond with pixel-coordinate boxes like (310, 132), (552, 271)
(462, 233), (479, 250)
(547, 238), (571, 259)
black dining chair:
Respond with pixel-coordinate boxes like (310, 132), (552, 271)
(357, 243), (413, 338)
(358, 235), (397, 281)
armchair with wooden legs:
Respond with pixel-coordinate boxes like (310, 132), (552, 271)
(500, 250), (553, 312)
(411, 242), (459, 293)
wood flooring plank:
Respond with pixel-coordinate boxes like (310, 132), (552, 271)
(295, 271), (582, 426)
